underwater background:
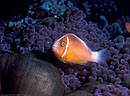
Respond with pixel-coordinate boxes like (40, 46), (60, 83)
(0, 0), (130, 96)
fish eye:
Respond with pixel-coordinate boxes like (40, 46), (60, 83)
(61, 42), (65, 47)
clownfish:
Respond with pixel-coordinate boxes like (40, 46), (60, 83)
(126, 22), (130, 33)
(52, 33), (106, 64)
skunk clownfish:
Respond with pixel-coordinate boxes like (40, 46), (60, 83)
(52, 33), (106, 64)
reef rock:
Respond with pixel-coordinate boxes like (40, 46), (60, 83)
(0, 53), (64, 96)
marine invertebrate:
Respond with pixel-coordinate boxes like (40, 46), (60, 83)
(0, 1), (129, 95)
(61, 35), (130, 93)
(0, 25), (11, 52)
(63, 36), (130, 94)
(82, 1), (91, 16)
(100, 16), (124, 39)
(93, 84), (130, 96)
(105, 36), (130, 84)
(61, 70), (81, 90)
(52, 7), (108, 50)
(81, 0), (118, 23)
(0, 7), (107, 55)
(41, 0), (73, 18)
(80, 0), (129, 39)
(0, 7), (111, 92)
(7, 16), (36, 28)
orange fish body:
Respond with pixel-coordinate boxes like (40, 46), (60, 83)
(52, 33), (105, 64)
(126, 22), (130, 33)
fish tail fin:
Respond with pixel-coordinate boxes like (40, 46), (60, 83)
(91, 48), (107, 64)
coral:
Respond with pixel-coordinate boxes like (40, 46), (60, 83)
(105, 36), (130, 83)
(0, 17), (37, 53)
(60, 70), (81, 90)
(65, 35), (130, 93)
(0, 25), (11, 52)
(0, 0), (130, 95)
(58, 28), (130, 94)
(100, 16), (125, 39)
(41, 0), (73, 18)
(27, 0), (46, 20)
(82, 1), (91, 16)
(0, 7), (107, 54)
(93, 84), (130, 96)
(7, 16), (36, 28)
(117, 16), (130, 33)
(81, 0), (118, 22)
(1, 7), (129, 93)
(19, 25), (59, 54)
(76, 0), (130, 39)
(52, 7), (108, 50)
